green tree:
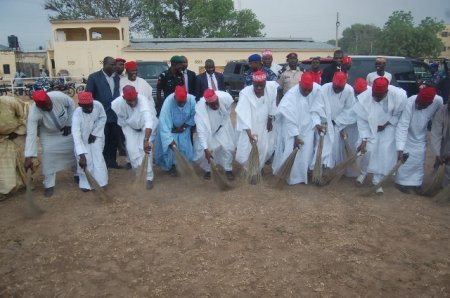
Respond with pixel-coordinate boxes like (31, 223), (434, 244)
(340, 24), (380, 55)
(375, 11), (444, 58)
(141, 0), (264, 38)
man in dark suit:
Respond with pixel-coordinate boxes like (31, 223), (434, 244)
(181, 56), (197, 96)
(321, 50), (344, 85)
(85, 56), (122, 169)
(195, 59), (225, 101)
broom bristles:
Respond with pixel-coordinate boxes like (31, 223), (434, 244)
(173, 146), (196, 177)
(274, 148), (299, 188)
(343, 134), (359, 173)
(210, 159), (233, 191)
(131, 153), (149, 189)
(361, 160), (403, 196)
(312, 133), (325, 184)
(422, 164), (445, 197)
(322, 152), (360, 186)
(247, 142), (261, 184)
(25, 169), (44, 216)
(85, 168), (110, 200)
(433, 184), (450, 201)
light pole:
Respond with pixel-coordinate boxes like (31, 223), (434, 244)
(335, 12), (340, 49)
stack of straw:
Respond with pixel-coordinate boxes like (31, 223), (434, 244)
(25, 169), (44, 216)
(422, 164), (445, 197)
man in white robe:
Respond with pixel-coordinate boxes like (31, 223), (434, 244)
(315, 71), (356, 170)
(354, 77), (407, 194)
(111, 85), (156, 189)
(24, 90), (76, 197)
(119, 61), (154, 105)
(72, 92), (108, 191)
(431, 103), (450, 187)
(193, 89), (236, 180)
(235, 71), (278, 173)
(274, 72), (323, 184)
(395, 86), (443, 193)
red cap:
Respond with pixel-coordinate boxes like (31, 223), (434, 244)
(122, 85), (138, 101)
(300, 72), (314, 90)
(252, 71), (267, 83)
(203, 89), (218, 103)
(32, 90), (50, 104)
(78, 91), (93, 104)
(124, 61), (137, 70)
(175, 85), (187, 102)
(343, 56), (352, 65)
(417, 86), (436, 105)
(332, 71), (347, 87)
(373, 77), (389, 93)
(353, 78), (368, 94)
(115, 58), (126, 63)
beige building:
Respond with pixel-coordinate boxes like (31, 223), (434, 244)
(439, 24), (450, 58)
(48, 17), (335, 77)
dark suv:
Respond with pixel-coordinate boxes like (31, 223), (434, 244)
(136, 61), (169, 98)
(302, 56), (430, 96)
(223, 60), (249, 99)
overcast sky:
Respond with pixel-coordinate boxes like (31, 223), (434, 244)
(1, 0), (449, 51)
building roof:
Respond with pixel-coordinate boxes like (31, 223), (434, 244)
(50, 18), (121, 24)
(124, 38), (335, 51)
(0, 44), (11, 51)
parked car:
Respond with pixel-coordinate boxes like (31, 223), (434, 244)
(302, 55), (430, 96)
(223, 60), (249, 99)
(136, 61), (169, 98)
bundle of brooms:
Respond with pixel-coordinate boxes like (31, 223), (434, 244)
(247, 142), (261, 185)
(274, 148), (299, 188)
(25, 169), (44, 216)
(173, 146), (197, 178)
(85, 168), (110, 201)
(209, 158), (233, 191)
(312, 132), (325, 185)
(422, 164), (446, 197)
(132, 153), (149, 190)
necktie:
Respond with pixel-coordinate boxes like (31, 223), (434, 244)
(210, 74), (217, 91)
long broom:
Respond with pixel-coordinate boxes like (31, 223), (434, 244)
(247, 142), (261, 185)
(312, 132), (325, 185)
(274, 147), (299, 188)
(361, 153), (409, 196)
(25, 169), (44, 216)
(85, 168), (110, 201)
(421, 164), (446, 197)
(173, 146), (197, 177)
(132, 153), (149, 189)
(209, 158), (233, 191)
(342, 132), (358, 173)
(322, 151), (362, 186)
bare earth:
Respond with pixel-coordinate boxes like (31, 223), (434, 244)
(1, 99), (449, 297)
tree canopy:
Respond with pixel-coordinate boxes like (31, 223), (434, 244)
(339, 24), (380, 55)
(44, 0), (265, 38)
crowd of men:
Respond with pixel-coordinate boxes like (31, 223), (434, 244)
(0, 50), (449, 199)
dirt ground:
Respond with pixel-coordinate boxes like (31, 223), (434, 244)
(1, 98), (450, 297)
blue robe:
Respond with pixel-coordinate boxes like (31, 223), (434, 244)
(155, 94), (196, 170)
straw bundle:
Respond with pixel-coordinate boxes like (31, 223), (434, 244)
(322, 152), (361, 186)
(85, 169), (110, 200)
(274, 148), (299, 188)
(247, 142), (261, 185)
(173, 146), (196, 177)
(422, 164), (445, 197)
(25, 169), (44, 216)
(210, 159), (233, 191)
(342, 133), (358, 173)
(361, 159), (404, 196)
(433, 184), (450, 201)
(312, 132), (325, 184)
(132, 153), (149, 189)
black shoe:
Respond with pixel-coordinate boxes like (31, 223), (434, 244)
(226, 171), (235, 181)
(146, 180), (154, 190)
(108, 163), (124, 169)
(204, 172), (211, 180)
(168, 165), (178, 177)
(44, 187), (54, 197)
(413, 186), (423, 195)
(395, 183), (410, 194)
(125, 162), (132, 170)
(74, 176), (80, 184)
(81, 188), (91, 192)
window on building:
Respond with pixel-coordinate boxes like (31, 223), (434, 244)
(89, 28), (120, 41)
(441, 31), (449, 37)
(3, 64), (10, 75)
